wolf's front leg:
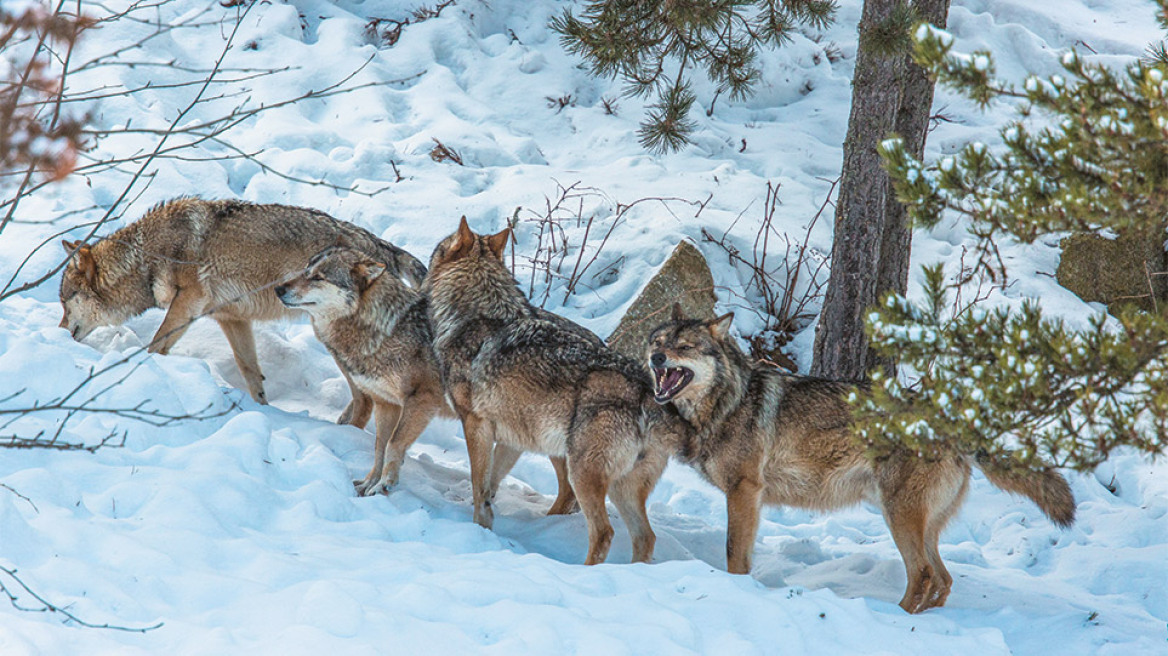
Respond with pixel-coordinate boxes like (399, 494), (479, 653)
(725, 478), (763, 574)
(217, 318), (267, 405)
(355, 401), (402, 497)
(149, 286), (203, 356)
(337, 369), (373, 427)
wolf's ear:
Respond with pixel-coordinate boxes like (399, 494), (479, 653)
(62, 239), (80, 253)
(353, 260), (386, 289)
(707, 312), (734, 339)
(671, 302), (685, 322)
(456, 216), (474, 246)
(486, 228), (511, 260)
(75, 246), (97, 285)
(447, 215), (475, 260)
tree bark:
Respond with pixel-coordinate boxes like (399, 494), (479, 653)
(870, 0), (951, 376)
(811, 0), (908, 381)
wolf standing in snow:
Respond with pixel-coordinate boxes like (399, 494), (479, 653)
(58, 197), (426, 421)
(425, 217), (684, 564)
(646, 306), (1076, 613)
(278, 245), (582, 505)
(276, 246), (453, 496)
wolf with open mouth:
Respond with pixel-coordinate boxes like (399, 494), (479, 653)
(646, 304), (1076, 614)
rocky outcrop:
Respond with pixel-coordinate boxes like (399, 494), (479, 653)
(1057, 230), (1167, 313)
(607, 240), (717, 358)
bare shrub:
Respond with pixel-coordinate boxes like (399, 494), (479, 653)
(511, 180), (711, 308)
(702, 181), (832, 371)
(365, 0), (456, 47)
(0, 4), (90, 183)
(429, 138), (464, 165)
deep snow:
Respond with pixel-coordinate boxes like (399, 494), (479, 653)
(0, 0), (1165, 653)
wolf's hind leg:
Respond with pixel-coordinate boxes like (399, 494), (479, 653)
(487, 443), (522, 500)
(217, 318), (266, 404)
(885, 502), (936, 614)
(461, 413), (497, 529)
(547, 456), (578, 515)
(610, 450), (667, 563)
(570, 459), (614, 566)
(879, 459), (945, 614)
(921, 462), (969, 610)
(372, 396), (439, 494)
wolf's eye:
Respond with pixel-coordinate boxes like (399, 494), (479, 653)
(310, 274), (326, 281)
(677, 344), (693, 352)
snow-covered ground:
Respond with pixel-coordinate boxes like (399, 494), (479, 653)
(1, 0), (1165, 653)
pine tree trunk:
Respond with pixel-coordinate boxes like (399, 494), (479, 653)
(811, 0), (908, 381)
(869, 0), (951, 376)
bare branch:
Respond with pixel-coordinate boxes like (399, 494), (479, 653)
(702, 180), (833, 371)
(0, 564), (162, 633)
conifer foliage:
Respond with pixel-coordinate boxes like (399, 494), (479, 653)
(553, 0), (836, 153)
(854, 2), (1168, 472)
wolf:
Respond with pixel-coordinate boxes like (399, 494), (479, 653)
(425, 217), (683, 565)
(58, 197), (426, 422)
(646, 306), (1076, 613)
(277, 246), (579, 506)
(275, 247), (453, 495)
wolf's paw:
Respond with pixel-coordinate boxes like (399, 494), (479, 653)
(900, 568), (949, 614)
(369, 473), (399, 496)
(354, 478), (376, 497)
(473, 501), (494, 529)
(355, 474), (397, 497)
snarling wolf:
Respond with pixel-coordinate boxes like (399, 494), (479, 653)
(276, 246), (452, 495)
(647, 306), (1076, 613)
(59, 197), (426, 419)
(425, 217), (683, 564)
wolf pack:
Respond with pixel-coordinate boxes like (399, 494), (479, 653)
(58, 197), (1077, 614)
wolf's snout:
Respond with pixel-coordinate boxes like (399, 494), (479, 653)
(650, 352), (666, 367)
(60, 315), (82, 340)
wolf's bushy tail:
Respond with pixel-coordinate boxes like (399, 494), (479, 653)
(976, 453), (1076, 528)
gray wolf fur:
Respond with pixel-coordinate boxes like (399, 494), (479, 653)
(425, 217), (684, 564)
(277, 245), (578, 505)
(59, 197), (426, 419)
(647, 306), (1076, 613)
(276, 246), (452, 496)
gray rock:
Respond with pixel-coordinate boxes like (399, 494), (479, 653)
(607, 240), (717, 358)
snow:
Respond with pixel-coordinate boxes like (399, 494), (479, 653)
(0, 0), (1165, 653)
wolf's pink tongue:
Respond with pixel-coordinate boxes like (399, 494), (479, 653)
(662, 369), (682, 389)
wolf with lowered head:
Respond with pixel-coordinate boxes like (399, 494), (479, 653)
(425, 217), (682, 565)
(647, 306), (1076, 613)
(58, 197), (426, 419)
